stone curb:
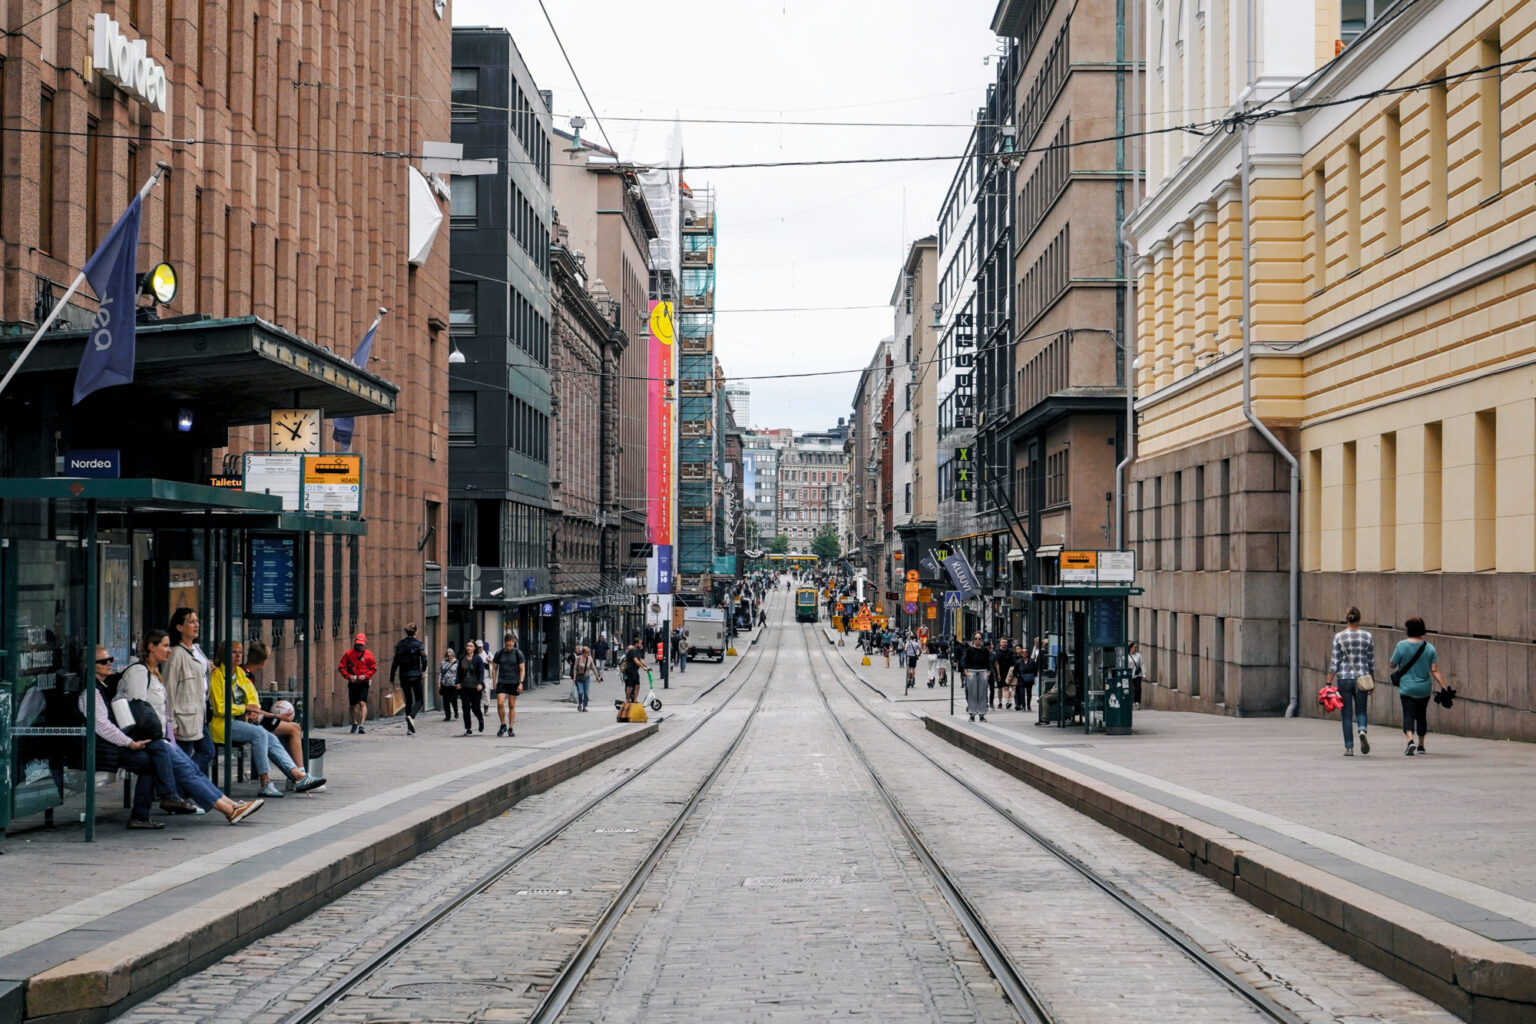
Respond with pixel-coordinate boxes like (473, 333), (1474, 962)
(925, 715), (1536, 1024)
(21, 723), (658, 1024)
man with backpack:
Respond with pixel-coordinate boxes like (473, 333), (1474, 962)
(390, 624), (429, 735)
(490, 632), (526, 738)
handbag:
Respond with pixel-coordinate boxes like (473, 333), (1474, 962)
(1356, 674), (1375, 693)
(1389, 642), (1427, 687)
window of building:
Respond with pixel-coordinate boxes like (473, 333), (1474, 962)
(38, 89), (54, 255)
(1477, 32), (1502, 200)
(448, 392), (476, 444)
(1338, 1), (1404, 48)
(1382, 108), (1402, 251)
(904, 431), (912, 463)
(1426, 72), (1448, 225)
(450, 177), (477, 224)
(449, 281), (477, 333)
(1044, 448), (1069, 507)
(451, 69), (479, 120)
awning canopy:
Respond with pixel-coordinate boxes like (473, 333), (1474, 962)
(0, 477), (366, 535)
(0, 315), (397, 423)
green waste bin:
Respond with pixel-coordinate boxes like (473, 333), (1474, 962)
(1105, 668), (1133, 735)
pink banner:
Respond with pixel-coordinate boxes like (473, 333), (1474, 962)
(647, 301), (674, 545)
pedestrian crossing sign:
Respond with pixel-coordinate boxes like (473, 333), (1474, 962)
(944, 591), (962, 609)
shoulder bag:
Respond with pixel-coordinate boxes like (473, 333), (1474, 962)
(1389, 641), (1427, 687)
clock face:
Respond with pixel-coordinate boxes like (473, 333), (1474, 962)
(270, 408), (323, 453)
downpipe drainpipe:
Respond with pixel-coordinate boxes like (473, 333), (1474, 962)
(1113, 0), (1137, 549)
(1241, 0), (1301, 716)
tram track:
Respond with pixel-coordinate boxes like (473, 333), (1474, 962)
(277, 613), (785, 1024)
(804, 626), (1307, 1024)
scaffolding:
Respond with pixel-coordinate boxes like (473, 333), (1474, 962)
(676, 184), (717, 596)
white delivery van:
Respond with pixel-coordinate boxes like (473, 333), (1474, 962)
(683, 608), (728, 662)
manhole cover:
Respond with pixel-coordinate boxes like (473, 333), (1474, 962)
(592, 827), (639, 833)
(389, 982), (513, 1000)
(743, 875), (841, 888)
(514, 888), (572, 896)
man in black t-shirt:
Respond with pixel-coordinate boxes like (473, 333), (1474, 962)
(620, 638), (648, 704)
(490, 633), (526, 738)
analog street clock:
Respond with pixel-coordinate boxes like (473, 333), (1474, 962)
(269, 408), (323, 453)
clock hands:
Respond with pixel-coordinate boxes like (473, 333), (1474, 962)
(283, 418), (305, 439)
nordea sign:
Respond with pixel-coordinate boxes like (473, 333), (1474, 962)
(93, 14), (169, 113)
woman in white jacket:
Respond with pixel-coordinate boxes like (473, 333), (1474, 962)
(165, 608), (212, 772)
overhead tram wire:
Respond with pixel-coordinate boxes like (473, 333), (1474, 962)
(4, 55), (1530, 171)
(535, 0), (615, 154)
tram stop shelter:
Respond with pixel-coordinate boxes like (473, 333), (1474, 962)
(1020, 585), (1141, 735)
(0, 316), (392, 844)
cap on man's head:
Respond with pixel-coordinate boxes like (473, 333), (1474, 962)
(354, 633), (367, 644)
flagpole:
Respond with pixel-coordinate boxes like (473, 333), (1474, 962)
(0, 162), (170, 399)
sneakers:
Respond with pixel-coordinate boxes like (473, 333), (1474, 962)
(357, 726), (365, 735)
(350, 723), (358, 734)
(980, 715), (988, 722)
(226, 799), (264, 825)
(478, 719), (485, 733)
(1405, 741), (1416, 756)
(294, 775), (327, 793)
(968, 714), (976, 722)
(159, 797), (198, 815)
(1417, 744), (1427, 754)
(406, 715), (416, 735)
(463, 729), (473, 737)
(127, 817), (165, 830)
(1359, 731), (1370, 755)
(1344, 748), (1354, 756)
(496, 724), (507, 737)
(258, 783), (285, 799)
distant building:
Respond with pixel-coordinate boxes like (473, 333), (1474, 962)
(724, 381), (751, 432)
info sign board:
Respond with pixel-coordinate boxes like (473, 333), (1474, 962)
(1059, 550), (1097, 584)
(248, 534), (299, 619)
(243, 454), (303, 511)
(301, 454), (363, 514)
(1058, 549), (1137, 585)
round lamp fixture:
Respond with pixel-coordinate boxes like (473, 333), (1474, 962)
(142, 262), (178, 304)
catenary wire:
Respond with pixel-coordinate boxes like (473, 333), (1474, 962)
(535, 0), (615, 155)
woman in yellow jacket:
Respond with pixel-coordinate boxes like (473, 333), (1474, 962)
(211, 641), (326, 798)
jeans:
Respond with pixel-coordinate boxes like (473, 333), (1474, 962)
(1338, 679), (1369, 748)
(159, 740), (225, 808)
(227, 719), (297, 779)
(574, 675), (591, 708)
(460, 687), (484, 731)
(399, 675), (424, 718)
(117, 745), (178, 820)
(180, 732), (214, 774)
(1400, 693), (1430, 740)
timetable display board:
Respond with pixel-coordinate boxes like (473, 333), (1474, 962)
(248, 534), (299, 619)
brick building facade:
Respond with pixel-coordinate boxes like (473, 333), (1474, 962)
(0, 2), (452, 722)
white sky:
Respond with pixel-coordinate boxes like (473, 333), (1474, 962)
(453, 0), (1002, 433)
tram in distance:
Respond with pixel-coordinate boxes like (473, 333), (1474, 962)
(795, 587), (819, 623)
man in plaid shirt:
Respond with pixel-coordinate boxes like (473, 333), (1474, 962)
(1326, 607), (1376, 755)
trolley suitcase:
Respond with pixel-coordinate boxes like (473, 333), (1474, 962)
(616, 701), (648, 723)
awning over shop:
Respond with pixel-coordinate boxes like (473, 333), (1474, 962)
(0, 477), (366, 534)
(0, 315), (397, 423)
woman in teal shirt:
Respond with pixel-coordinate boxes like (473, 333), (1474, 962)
(1390, 616), (1445, 757)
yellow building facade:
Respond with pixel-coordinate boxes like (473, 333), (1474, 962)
(1128, 0), (1536, 740)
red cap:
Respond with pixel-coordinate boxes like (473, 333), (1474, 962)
(354, 633), (367, 644)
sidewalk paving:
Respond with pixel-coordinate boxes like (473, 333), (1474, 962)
(822, 626), (1536, 1023)
(0, 651), (743, 1023)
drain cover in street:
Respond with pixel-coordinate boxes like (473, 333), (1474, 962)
(514, 888), (573, 895)
(389, 982), (516, 999)
(743, 875), (841, 887)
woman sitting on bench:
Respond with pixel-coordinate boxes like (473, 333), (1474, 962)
(211, 640), (326, 798)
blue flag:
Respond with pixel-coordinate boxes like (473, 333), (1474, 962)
(330, 317), (380, 451)
(72, 195), (143, 404)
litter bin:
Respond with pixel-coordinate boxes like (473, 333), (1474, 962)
(1105, 668), (1133, 735)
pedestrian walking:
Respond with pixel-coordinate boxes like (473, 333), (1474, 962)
(339, 633), (378, 735)
(991, 638), (1018, 709)
(593, 634), (611, 670)
(490, 633), (526, 738)
(1327, 607), (1376, 756)
(389, 624), (428, 735)
(439, 646), (459, 721)
(1126, 640), (1144, 709)
(1390, 616), (1445, 756)
(959, 632), (992, 721)
(459, 640), (486, 734)
(881, 629), (891, 669)
(572, 645), (596, 712)
(903, 634), (922, 692)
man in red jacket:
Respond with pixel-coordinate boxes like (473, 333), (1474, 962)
(339, 633), (378, 734)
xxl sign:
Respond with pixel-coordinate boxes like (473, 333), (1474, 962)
(93, 14), (170, 113)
